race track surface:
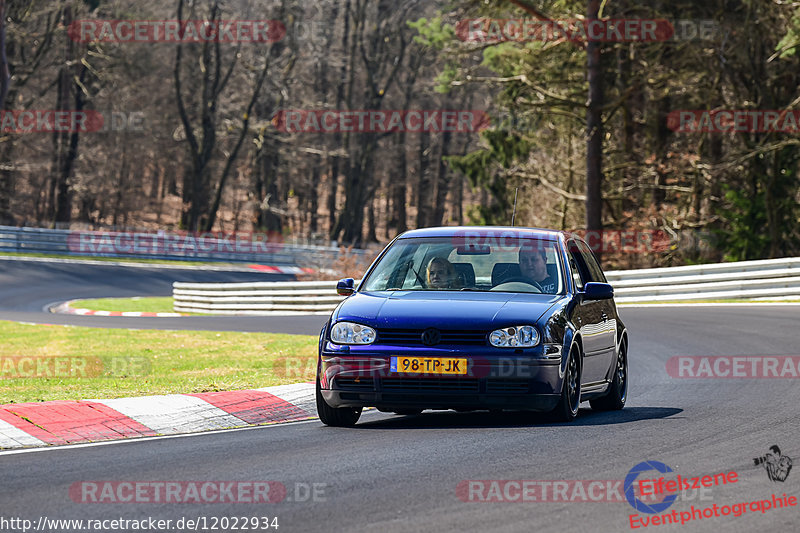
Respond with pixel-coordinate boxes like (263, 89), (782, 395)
(0, 258), (327, 333)
(1, 258), (798, 532)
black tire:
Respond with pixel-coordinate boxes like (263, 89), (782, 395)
(590, 338), (628, 411)
(549, 344), (581, 422)
(316, 378), (362, 427)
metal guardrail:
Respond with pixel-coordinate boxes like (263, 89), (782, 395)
(173, 280), (347, 314)
(173, 257), (800, 314)
(606, 257), (800, 302)
(0, 225), (369, 266)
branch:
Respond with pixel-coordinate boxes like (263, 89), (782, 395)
(519, 172), (586, 200)
(174, 0), (200, 162)
(207, 51), (275, 230)
(506, 0), (586, 50)
(695, 139), (800, 171)
(452, 75), (585, 107)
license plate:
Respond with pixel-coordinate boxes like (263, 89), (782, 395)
(390, 356), (468, 375)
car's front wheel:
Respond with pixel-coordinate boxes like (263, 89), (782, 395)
(590, 337), (628, 411)
(549, 344), (581, 422)
(316, 378), (362, 427)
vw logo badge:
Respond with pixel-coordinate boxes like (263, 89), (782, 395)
(421, 328), (441, 346)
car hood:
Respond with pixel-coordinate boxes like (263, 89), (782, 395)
(333, 291), (562, 329)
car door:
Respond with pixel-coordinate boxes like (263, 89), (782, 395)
(575, 240), (617, 381)
(566, 240), (613, 385)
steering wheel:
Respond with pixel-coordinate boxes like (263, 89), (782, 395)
(492, 277), (543, 293)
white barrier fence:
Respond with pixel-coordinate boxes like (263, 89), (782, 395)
(173, 257), (800, 314)
(173, 280), (349, 315)
(605, 257), (800, 302)
(0, 225), (371, 266)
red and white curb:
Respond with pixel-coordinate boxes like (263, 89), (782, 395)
(52, 301), (184, 318)
(0, 382), (315, 449)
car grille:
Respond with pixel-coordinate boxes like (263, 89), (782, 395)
(381, 378), (480, 392)
(334, 377), (375, 391)
(486, 379), (530, 394)
(376, 329), (486, 346)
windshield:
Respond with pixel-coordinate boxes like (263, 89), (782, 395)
(361, 237), (564, 294)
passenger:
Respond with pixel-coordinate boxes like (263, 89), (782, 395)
(426, 257), (461, 289)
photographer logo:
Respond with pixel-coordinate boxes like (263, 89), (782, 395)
(754, 445), (793, 483)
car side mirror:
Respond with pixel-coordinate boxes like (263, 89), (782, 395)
(583, 282), (614, 300)
(336, 278), (355, 296)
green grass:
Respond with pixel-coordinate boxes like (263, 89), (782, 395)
(0, 251), (243, 267)
(0, 320), (318, 403)
(74, 297), (177, 314)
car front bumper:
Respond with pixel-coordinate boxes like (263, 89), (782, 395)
(319, 351), (563, 412)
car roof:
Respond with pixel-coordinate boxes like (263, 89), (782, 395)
(396, 226), (566, 241)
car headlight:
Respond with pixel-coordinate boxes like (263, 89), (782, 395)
(330, 321), (376, 345)
(489, 325), (540, 348)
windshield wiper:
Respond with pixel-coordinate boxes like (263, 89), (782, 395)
(407, 260), (426, 286)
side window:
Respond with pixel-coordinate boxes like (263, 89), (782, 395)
(568, 254), (584, 291)
(577, 240), (607, 283)
(566, 240), (589, 290)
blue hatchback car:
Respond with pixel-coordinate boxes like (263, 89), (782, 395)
(315, 226), (628, 426)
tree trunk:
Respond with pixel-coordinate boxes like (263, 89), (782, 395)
(453, 176), (463, 225)
(327, 160), (340, 238)
(366, 196), (377, 243)
(149, 162), (161, 200)
(650, 95), (671, 206)
(309, 159), (319, 235)
(336, 132), (378, 245)
(585, 0), (603, 260)
(431, 129), (453, 226)
(0, 0), (10, 224)
(255, 145), (283, 234)
(52, 6), (85, 225)
(0, 142), (13, 225)
(416, 130), (430, 228)
(390, 131), (408, 233)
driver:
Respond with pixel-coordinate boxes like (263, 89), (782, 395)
(519, 248), (557, 293)
(426, 257), (461, 290)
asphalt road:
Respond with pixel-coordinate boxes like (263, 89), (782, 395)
(0, 258), (798, 532)
(0, 258), (327, 333)
(2, 314), (799, 529)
